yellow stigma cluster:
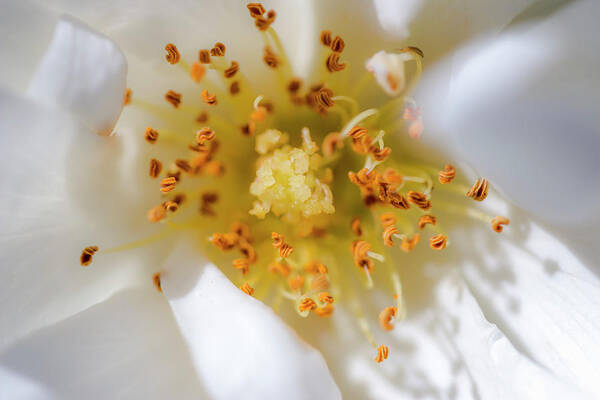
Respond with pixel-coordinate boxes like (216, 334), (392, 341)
(249, 129), (334, 221)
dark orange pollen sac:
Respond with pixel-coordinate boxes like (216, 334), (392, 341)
(92, 2), (513, 367)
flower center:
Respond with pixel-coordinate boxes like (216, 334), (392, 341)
(81, 2), (511, 364)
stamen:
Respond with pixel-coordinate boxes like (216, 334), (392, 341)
(80, 246), (98, 266)
(382, 225), (399, 247)
(439, 164), (456, 184)
(466, 178), (489, 201)
(123, 88), (132, 105)
(429, 234), (447, 250)
(378, 306), (397, 331)
(491, 216), (510, 233)
(279, 243), (293, 258)
(330, 36), (345, 53)
(198, 49), (211, 64)
(147, 204), (167, 222)
(388, 192), (410, 209)
(263, 46), (280, 68)
(374, 345), (389, 363)
(310, 274), (329, 291)
(254, 10), (276, 31)
(315, 304), (334, 317)
(201, 90), (218, 106)
(233, 258), (250, 275)
(190, 62), (206, 82)
(153, 272), (162, 292)
(417, 214), (436, 230)
(288, 78), (302, 93)
(165, 90), (182, 108)
(149, 159), (162, 178)
(340, 109), (377, 138)
(210, 42), (226, 57)
(241, 282), (255, 296)
(380, 213), (396, 228)
(165, 43), (181, 64)
(210, 233), (238, 251)
(224, 61), (240, 78)
(320, 30), (332, 46)
(246, 3), (266, 18)
(407, 191), (431, 210)
(298, 297), (317, 313)
(351, 217), (363, 237)
(400, 234), (419, 252)
(160, 177), (177, 193)
(144, 127), (159, 144)
(322, 132), (343, 156)
(196, 127), (216, 144)
(196, 112), (209, 123)
(200, 192), (219, 215)
(269, 261), (291, 276)
(288, 275), (305, 291)
(225, 82), (238, 96)
(326, 53), (346, 72)
(318, 292), (334, 304)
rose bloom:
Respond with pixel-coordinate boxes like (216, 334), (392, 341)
(1, 0), (599, 399)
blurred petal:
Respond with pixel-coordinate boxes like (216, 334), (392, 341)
(0, 89), (165, 350)
(436, 272), (593, 399)
(161, 245), (341, 400)
(421, 0), (600, 225)
(27, 16), (127, 135)
(0, 288), (205, 399)
(0, 0), (58, 93)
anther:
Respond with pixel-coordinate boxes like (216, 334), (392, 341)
(153, 272), (162, 292)
(147, 203), (167, 222)
(239, 239), (257, 263)
(298, 298), (317, 313)
(371, 146), (391, 161)
(348, 126), (367, 139)
(210, 233), (238, 251)
(316, 87), (335, 109)
(165, 43), (180, 64)
(201, 89), (218, 106)
(231, 221), (252, 242)
(466, 178), (489, 201)
(491, 216), (510, 233)
(315, 305), (334, 317)
(224, 61), (239, 78)
(374, 345), (389, 363)
(160, 177), (177, 193)
(80, 246), (98, 266)
(288, 275), (305, 291)
(175, 159), (192, 173)
(233, 258), (250, 275)
(263, 46), (279, 68)
(279, 243), (294, 258)
(310, 274), (329, 291)
(418, 214), (436, 230)
(164, 201), (178, 212)
(382, 168), (403, 185)
(379, 306), (397, 331)
(382, 225), (399, 247)
(198, 49), (211, 64)
(400, 234), (419, 252)
(388, 192), (410, 209)
(407, 191), (431, 210)
(196, 127), (216, 144)
(429, 234), (447, 250)
(210, 42), (226, 57)
(351, 217), (363, 237)
(326, 53), (346, 72)
(269, 261), (291, 276)
(200, 192), (219, 215)
(123, 88), (132, 105)
(190, 62), (206, 82)
(241, 282), (255, 296)
(144, 127), (159, 143)
(439, 164), (456, 184)
(380, 213), (396, 228)
(196, 112), (209, 123)
(149, 158), (162, 178)
(165, 90), (182, 108)
(254, 10), (276, 31)
(322, 132), (343, 156)
(271, 232), (285, 248)
(318, 292), (334, 304)
(320, 30), (332, 46)
(330, 36), (345, 53)
(288, 78), (302, 93)
(247, 3), (266, 18)
(230, 81), (241, 95)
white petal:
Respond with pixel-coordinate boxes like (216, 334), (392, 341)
(0, 288), (206, 399)
(0, 89), (164, 350)
(452, 212), (600, 396)
(27, 16), (127, 136)
(421, 0), (600, 225)
(435, 272), (593, 399)
(0, 0), (58, 94)
(39, 0), (315, 79)
(372, 0), (422, 39)
(161, 244), (341, 400)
